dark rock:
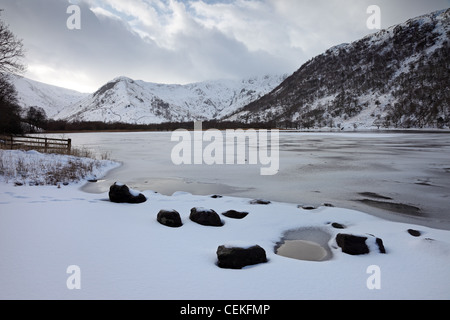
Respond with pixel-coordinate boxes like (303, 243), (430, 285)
(217, 245), (267, 269)
(189, 207), (223, 227)
(322, 203), (335, 207)
(331, 222), (346, 229)
(336, 234), (369, 255)
(407, 229), (421, 237)
(109, 182), (147, 204)
(376, 237), (386, 254)
(157, 209), (182, 228)
(301, 205), (317, 210)
(211, 195), (223, 198)
(250, 199), (271, 205)
(222, 210), (249, 219)
(336, 233), (386, 255)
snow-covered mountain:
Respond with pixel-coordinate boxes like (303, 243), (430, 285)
(11, 75), (89, 118)
(52, 74), (287, 124)
(227, 9), (450, 129)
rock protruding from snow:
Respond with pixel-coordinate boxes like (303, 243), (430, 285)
(222, 210), (249, 219)
(189, 207), (224, 227)
(157, 209), (183, 228)
(216, 245), (268, 269)
(407, 229), (421, 237)
(336, 234), (369, 255)
(335, 233), (386, 255)
(108, 182), (147, 204)
(331, 222), (346, 229)
(249, 199), (271, 205)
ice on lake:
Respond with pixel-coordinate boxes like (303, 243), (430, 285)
(43, 131), (450, 230)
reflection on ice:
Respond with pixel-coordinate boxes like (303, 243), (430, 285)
(82, 176), (251, 196)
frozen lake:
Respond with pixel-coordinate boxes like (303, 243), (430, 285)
(48, 131), (450, 230)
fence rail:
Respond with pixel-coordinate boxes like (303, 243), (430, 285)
(0, 135), (71, 152)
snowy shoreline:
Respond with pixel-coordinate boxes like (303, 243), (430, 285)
(1, 153), (450, 299)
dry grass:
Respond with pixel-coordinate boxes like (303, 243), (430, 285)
(0, 147), (112, 186)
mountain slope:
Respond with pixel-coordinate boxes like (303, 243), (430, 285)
(11, 75), (88, 118)
(228, 9), (450, 129)
(53, 74), (287, 124)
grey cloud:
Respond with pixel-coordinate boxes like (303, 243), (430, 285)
(0, 0), (448, 91)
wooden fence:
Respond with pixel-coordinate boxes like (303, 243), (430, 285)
(0, 135), (71, 153)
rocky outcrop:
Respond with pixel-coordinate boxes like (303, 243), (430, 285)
(249, 199), (271, 205)
(407, 229), (421, 237)
(216, 245), (267, 269)
(108, 182), (147, 204)
(222, 210), (249, 219)
(190, 207), (224, 227)
(157, 209), (183, 228)
(336, 233), (386, 255)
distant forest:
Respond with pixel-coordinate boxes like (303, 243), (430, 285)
(43, 119), (276, 132)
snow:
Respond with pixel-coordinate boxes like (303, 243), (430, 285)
(0, 149), (119, 185)
(52, 74), (287, 124)
(1, 151), (450, 299)
(11, 75), (89, 118)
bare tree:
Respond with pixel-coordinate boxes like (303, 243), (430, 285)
(0, 9), (25, 75)
(0, 10), (25, 134)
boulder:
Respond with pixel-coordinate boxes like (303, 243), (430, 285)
(331, 222), (346, 229)
(336, 233), (386, 255)
(222, 210), (249, 219)
(301, 205), (317, 210)
(336, 234), (369, 255)
(376, 237), (386, 253)
(217, 245), (267, 269)
(322, 203), (335, 207)
(407, 229), (421, 237)
(157, 209), (182, 228)
(189, 207), (223, 227)
(249, 199), (271, 205)
(109, 182), (147, 204)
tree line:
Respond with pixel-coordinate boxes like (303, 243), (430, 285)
(43, 119), (276, 132)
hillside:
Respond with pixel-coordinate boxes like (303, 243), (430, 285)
(228, 9), (450, 130)
(52, 74), (287, 124)
(11, 75), (88, 118)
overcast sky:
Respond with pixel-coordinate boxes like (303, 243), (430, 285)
(1, 0), (449, 92)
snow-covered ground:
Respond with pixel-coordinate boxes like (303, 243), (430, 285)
(0, 149), (119, 186)
(11, 75), (89, 118)
(0, 150), (449, 299)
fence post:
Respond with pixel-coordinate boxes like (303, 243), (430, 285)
(68, 139), (72, 153)
(10, 136), (13, 149)
(45, 138), (48, 153)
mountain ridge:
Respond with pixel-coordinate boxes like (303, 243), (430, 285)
(227, 8), (450, 129)
(14, 73), (287, 124)
(12, 9), (449, 129)
(11, 75), (89, 118)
